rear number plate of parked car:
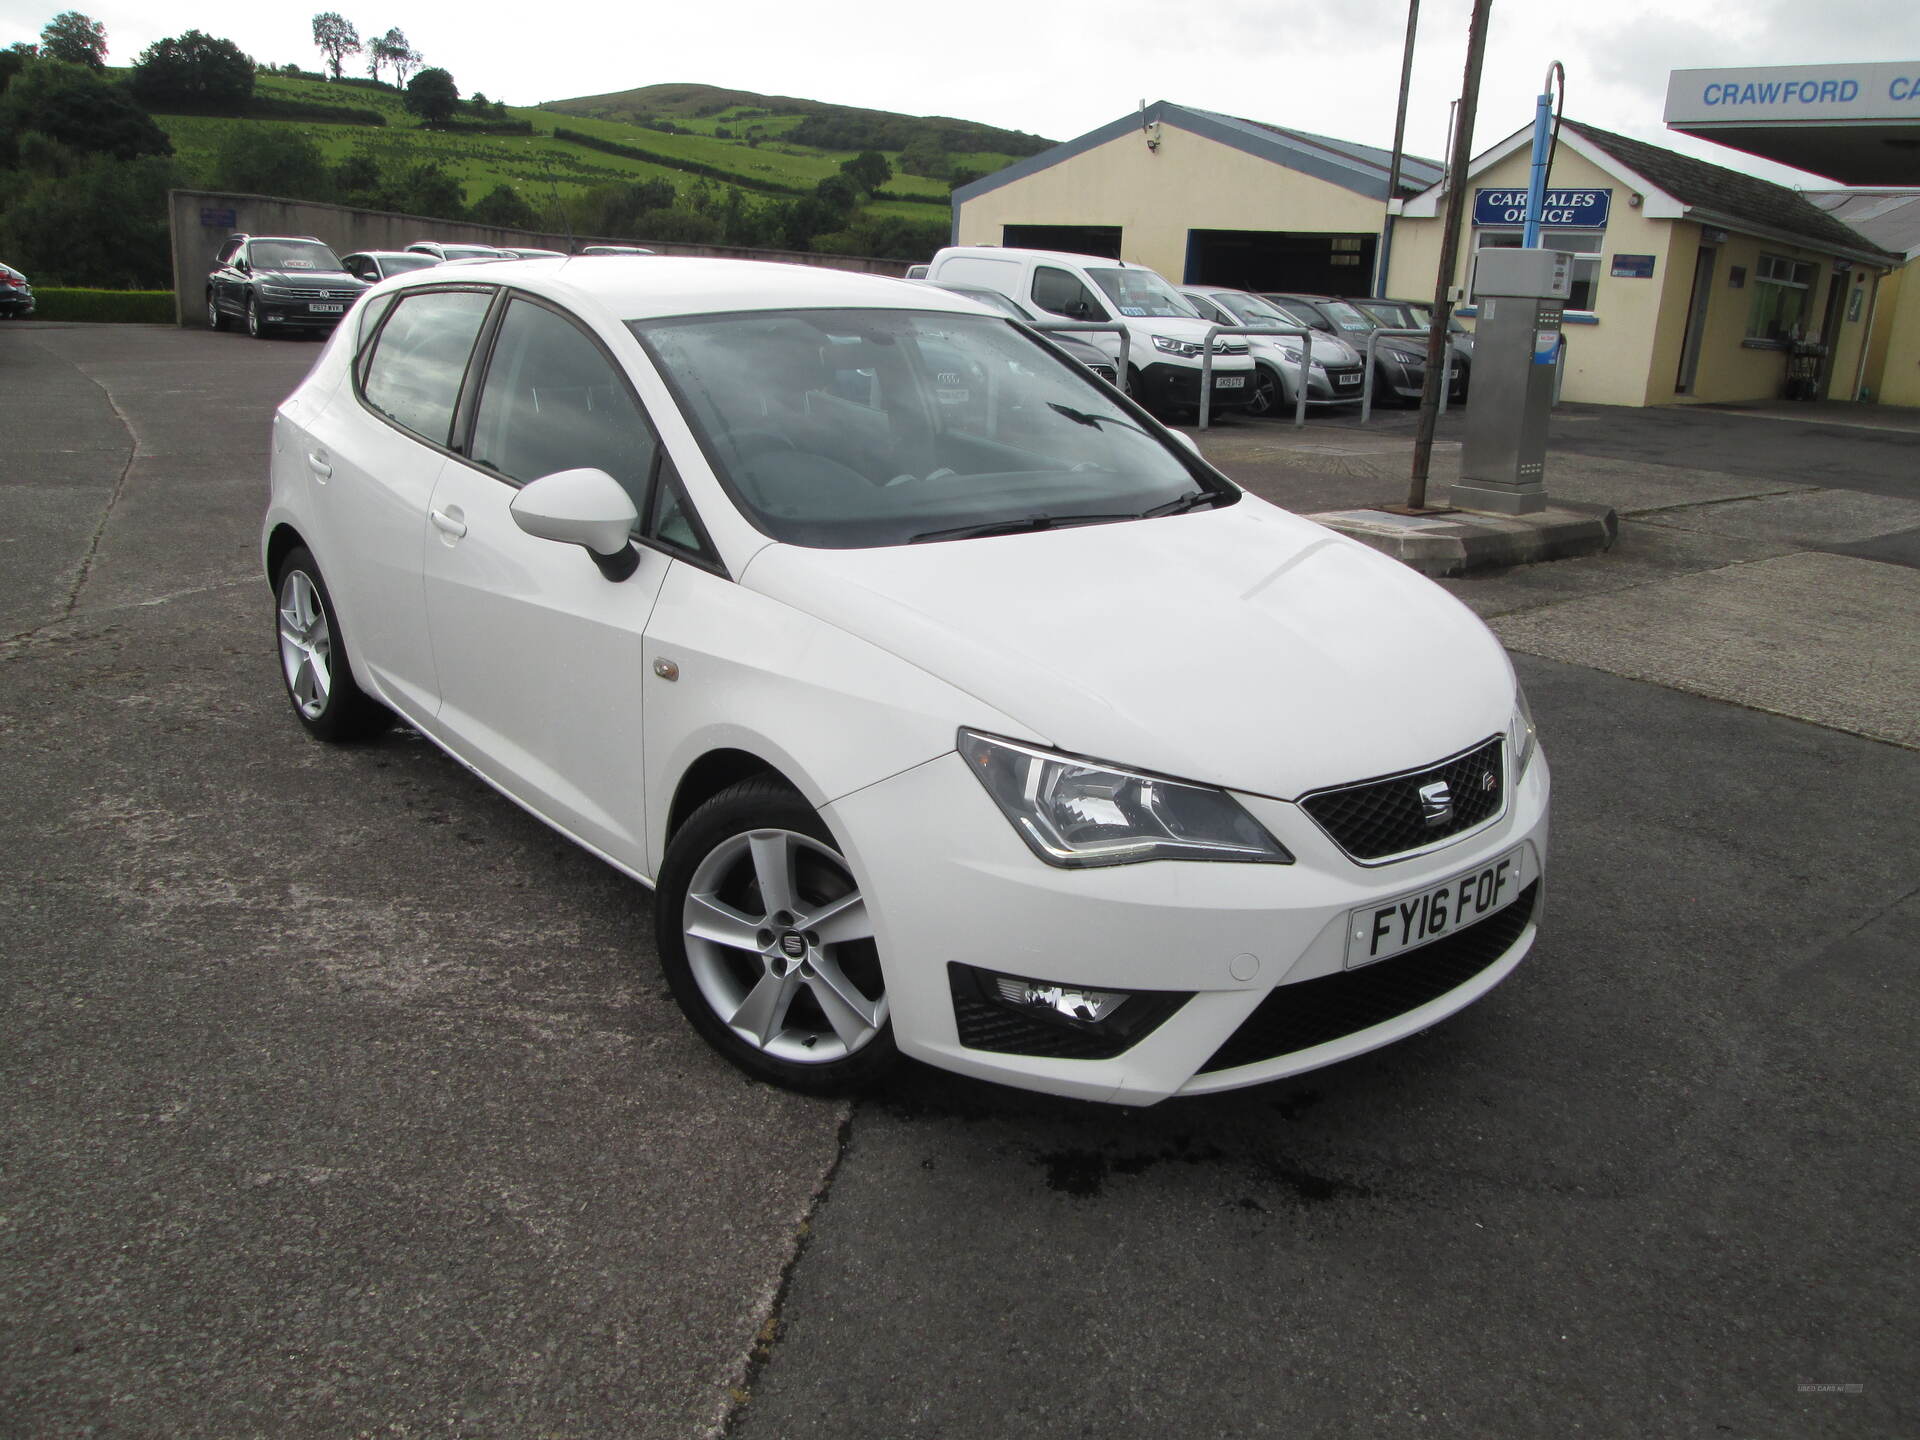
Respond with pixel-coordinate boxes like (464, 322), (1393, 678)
(1345, 848), (1523, 968)
(1215, 376), (1244, 388)
(309, 303), (344, 313)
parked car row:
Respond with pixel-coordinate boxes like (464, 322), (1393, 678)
(206, 235), (657, 339)
(905, 246), (1470, 420)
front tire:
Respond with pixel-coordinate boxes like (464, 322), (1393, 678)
(274, 546), (391, 742)
(246, 295), (265, 339)
(656, 778), (896, 1095)
(1246, 364), (1283, 419)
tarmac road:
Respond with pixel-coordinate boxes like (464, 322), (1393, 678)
(2, 323), (1915, 1439)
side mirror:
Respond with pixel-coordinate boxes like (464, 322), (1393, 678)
(510, 467), (641, 579)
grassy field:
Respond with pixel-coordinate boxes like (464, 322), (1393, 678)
(145, 73), (990, 223)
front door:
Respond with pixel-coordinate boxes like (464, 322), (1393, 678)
(1674, 244), (1716, 394)
(421, 294), (670, 872)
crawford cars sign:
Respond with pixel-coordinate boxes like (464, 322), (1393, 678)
(1666, 62), (1920, 123)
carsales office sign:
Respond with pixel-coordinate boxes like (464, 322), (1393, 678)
(1474, 188), (1611, 228)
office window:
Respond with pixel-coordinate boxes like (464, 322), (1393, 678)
(1474, 229), (1603, 311)
(1746, 254), (1816, 344)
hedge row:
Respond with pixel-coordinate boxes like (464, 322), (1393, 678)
(31, 289), (177, 323)
(428, 117), (534, 136)
(551, 127), (810, 198)
(251, 96), (387, 126)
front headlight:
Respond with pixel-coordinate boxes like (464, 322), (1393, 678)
(1381, 347), (1422, 364)
(1509, 685), (1538, 778)
(257, 283), (304, 298)
(1151, 334), (1203, 358)
(959, 730), (1294, 868)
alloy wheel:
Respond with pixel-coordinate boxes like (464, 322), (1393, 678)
(276, 569), (332, 719)
(681, 828), (886, 1064)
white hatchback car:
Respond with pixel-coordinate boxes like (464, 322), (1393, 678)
(265, 257), (1549, 1105)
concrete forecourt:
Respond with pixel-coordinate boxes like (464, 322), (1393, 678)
(2, 320), (1915, 1438)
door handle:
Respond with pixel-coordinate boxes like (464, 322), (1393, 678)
(306, 453), (332, 479)
(430, 509), (467, 539)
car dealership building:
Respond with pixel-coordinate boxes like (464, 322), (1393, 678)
(952, 70), (1917, 408)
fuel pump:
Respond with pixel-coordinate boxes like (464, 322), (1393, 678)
(1449, 247), (1572, 515)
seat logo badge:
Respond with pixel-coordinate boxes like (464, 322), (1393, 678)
(1418, 781), (1454, 827)
(780, 933), (806, 958)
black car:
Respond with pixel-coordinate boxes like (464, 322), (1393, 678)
(922, 281), (1121, 385)
(340, 250), (442, 284)
(0, 261), (34, 318)
(206, 235), (367, 339)
(1263, 293), (1468, 407)
(1353, 296), (1473, 396)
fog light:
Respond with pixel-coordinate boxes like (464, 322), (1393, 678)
(993, 976), (1130, 1025)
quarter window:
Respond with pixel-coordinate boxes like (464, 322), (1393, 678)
(360, 289), (493, 446)
(1746, 254), (1817, 344)
(469, 298), (658, 517)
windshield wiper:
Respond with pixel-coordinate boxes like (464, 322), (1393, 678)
(909, 512), (1142, 544)
(1142, 489), (1231, 517)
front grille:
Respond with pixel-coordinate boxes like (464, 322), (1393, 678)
(1197, 881), (1537, 1074)
(1301, 736), (1505, 863)
(949, 965), (1187, 1060)
(1210, 340), (1250, 355)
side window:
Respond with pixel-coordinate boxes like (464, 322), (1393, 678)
(216, 238), (241, 266)
(1031, 266), (1104, 321)
(361, 289), (493, 446)
(469, 297), (658, 522)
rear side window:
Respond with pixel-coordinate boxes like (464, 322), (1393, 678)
(469, 297), (658, 514)
(360, 289), (493, 445)
(1031, 266), (1104, 321)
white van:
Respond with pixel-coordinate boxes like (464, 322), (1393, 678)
(925, 247), (1256, 415)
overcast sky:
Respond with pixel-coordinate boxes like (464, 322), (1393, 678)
(5, 0), (1917, 189)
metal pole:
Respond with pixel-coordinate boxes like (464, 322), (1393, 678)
(1375, 0), (1421, 296)
(1407, 0), (1493, 511)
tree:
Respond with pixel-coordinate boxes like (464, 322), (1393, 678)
(0, 153), (177, 288)
(310, 13), (359, 81)
(396, 161), (464, 218)
(129, 31), (255, 112)
(839, 151), (891, 194)
(471, 184), (533, 229)
(2, 57), (171, 160)
(370, 28), (416, 88)
(38, 12), (106, 69)
(215, 126), (327, 199)
(404, 66), (458, 124)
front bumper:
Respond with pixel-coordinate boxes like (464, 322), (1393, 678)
(1377, 352), (1469, 403)
(826, 744), (1551, 1105)
(1134, 359), (1258, 411)
(255, 293), (356, 328)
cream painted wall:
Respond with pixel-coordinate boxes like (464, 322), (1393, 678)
(1865, 262), (1920, 407)
(954, 124), (1390, 281)
(1382, 145), (1876, 407)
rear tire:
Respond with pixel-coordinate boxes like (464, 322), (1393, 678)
(206, 290), (227, 331)
(274, 546), (391, 742)
(656, 777), (897, 1095)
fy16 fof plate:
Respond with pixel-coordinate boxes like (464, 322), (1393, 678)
(1345, 848), (1527, 969)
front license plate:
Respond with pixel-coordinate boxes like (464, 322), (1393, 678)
(1215, 375), (1245, 389)
(1337, 373), (1361, 385)
(308, 302), (344, 313)
(1345, 849), (1523, 969)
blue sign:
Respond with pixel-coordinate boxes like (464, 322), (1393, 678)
(200, 207), (237, 229)
(1474, 188), (1611, 229)
(1610, 253), (1656, 279)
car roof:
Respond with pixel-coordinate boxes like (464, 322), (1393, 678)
(380, 256), (989, 323)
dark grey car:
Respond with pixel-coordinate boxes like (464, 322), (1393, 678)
(1263, 293), (1467, 407)
(206, 235), (367, 339)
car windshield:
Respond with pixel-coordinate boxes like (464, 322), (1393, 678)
(1216, 293), (1297, 329)
(383, 253), (440, 274)
(1309, 299), (1378, 333)
(252, 240), (341, 271)
(1356, 300), (1413, 327)
(630, 308), (1223, 549)
(442, 245), (500, 259)
(1087, 267), (1199, 320)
